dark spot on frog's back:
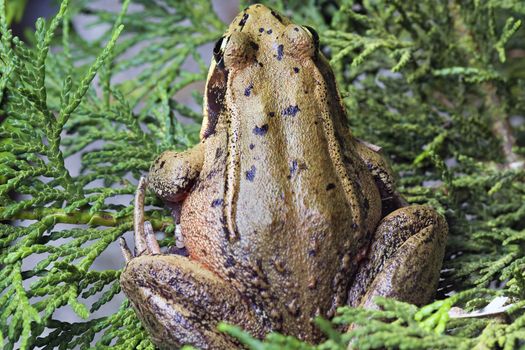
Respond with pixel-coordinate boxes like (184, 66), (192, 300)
(326, 183), (336, 191)
(282, 105), (300, 117)
(276, 44), (284, 61)
(206, 169), (219, 180)
(211, 198), (223, 208)
(288, 160), (308, 179)
(222, 224), (231, 241)
(159, 160), (165, 169)
(244, 83), (254, 97)
(215, 147), (223, 159)
(252, 124), (269, 136)
(289, 160), (298, 176)
(204, 66), (228, 138)
(224, 256), (236, 268)
(245, 165), (256, 181)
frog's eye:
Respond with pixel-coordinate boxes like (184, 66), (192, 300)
(304, 26), (320, 51)
(213, 36), (226, 64)
(223, 31), (257, 68)
(284, 25), (316, 58)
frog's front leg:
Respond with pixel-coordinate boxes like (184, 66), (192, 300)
(120, 178), (268, 350)
(348, 205), (448, 308)
(148, 143), (204, 203)
(148, 144), (204, 245)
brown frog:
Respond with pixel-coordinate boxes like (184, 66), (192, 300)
(119, 4), (448, 349)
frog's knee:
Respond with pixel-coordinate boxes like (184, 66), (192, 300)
(149, 144), (203, 202)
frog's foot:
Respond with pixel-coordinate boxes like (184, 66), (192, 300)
(348, 205), (448, 308)
(120, 254), (269, 349)
(119, 237), (133, 263)
(120, 177), (161, 263)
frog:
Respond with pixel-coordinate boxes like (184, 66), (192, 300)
(119, 4), (448, 349)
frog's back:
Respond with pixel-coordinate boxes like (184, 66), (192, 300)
(180, 4), (381, 340)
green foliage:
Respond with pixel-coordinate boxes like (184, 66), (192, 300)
(4, 0), (27, 25)
(1, 0), (524, 349)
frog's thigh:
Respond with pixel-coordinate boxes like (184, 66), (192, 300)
(348, 205), (448, 308)
(121, 254), (266, 350)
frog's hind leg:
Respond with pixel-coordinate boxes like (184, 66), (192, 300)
(348, 205), (448, 308)
(121, 254), (269, 349)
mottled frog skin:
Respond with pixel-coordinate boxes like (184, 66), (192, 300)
(119, 4), (448, 349)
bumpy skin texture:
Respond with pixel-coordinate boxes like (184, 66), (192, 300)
(347, 205), (448, 308)
(148, 145), (204, 202)
(120, 255), (267, 349)
(120, 4), (448, 349)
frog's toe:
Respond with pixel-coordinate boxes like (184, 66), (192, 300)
(133, 176), (149, 255)
(348, 205), (448, 308)
(132, 177), (162, 256)
(119, 237), (133, 262)
(144, 221), (161, 254)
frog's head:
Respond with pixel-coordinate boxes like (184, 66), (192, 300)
(212, 4), (320, 69)
(201, 4), (337, 140)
